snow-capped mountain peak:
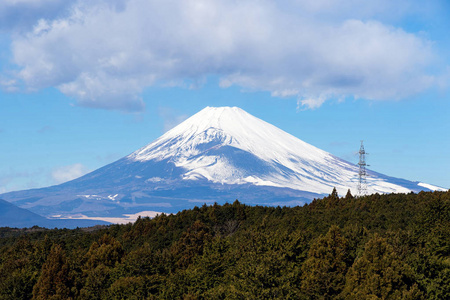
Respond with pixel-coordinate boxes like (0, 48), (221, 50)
(1, 106), (445, 221)
(126, 106), (434, 196)
(129, 106), (328, 164)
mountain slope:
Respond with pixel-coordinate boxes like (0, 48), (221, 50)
(126, 107), (428, 195)
(0, 199), (109, 228)
(0, 107), (446, 220)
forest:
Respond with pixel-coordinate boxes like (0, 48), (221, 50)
(0, 189), (449, 299)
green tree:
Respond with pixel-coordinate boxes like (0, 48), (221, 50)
(342, 234), (424, 299)
(345, 189), (354, 201)
(79, 235), (124, 299)
(326, 188), (340, 208)
(225, 230), (302, 299)
(32, 244), (71, 300)
(301, 225), (350, 299)
(0, 238), (40, 300)
(85, 234), (124, 269)
(171, 220), (211, 268)
(108, 276), (146, 300)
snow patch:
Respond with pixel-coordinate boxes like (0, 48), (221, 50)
(78, 194), (120, 201)
(108, 194), (119, 201)
(418, 182), (447, 192)
(124, 106), (442, 196)
(146, 177), (162, 183)
(77, 194), (103, 200)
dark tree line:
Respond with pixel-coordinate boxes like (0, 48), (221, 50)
(0, 189), (449, 299)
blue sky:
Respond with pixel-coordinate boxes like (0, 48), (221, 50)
(0, 0), (449, 193)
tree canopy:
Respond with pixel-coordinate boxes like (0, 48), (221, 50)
(0, 189), (449, 299)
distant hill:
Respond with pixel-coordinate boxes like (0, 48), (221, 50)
(1, 107), (446, 222)
(0, 190), (448, 299)
(0, 199), (109, 228)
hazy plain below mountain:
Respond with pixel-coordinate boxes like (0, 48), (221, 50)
(0, 199), (110, 228)
(1, 107), (445, 223)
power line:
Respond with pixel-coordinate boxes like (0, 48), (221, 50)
(357, 141), (369, 196)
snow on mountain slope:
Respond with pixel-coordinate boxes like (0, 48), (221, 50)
(417, 182), (447, 192)
(0, 106), (445, 221)
(127, 106), (421, 196)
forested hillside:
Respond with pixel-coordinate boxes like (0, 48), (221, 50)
(0, 189), (449, 299)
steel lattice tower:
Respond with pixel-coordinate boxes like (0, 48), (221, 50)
(357, 141), (368, 196)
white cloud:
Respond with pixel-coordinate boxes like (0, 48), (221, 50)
(0, 0), (76, 32)
(298, 96), (327, 110)
(51, 163), (90, 183)
(0, 0), (128, 32)
(5, 0), (441, 110)
(0, 78), (19, 92)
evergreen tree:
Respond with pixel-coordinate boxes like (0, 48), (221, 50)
(171, 220), (211, 268)
(301, 225), (350, 299)
(32, 244), (71, 300)
(79, 235), (124, 299)
(345, 189), (354, 201)
(0, 190), (448, 299)
(326, 187), (340, 208)
(342, 234), (424, 299)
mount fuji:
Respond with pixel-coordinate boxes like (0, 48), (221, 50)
(1, 107), (446, 222)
